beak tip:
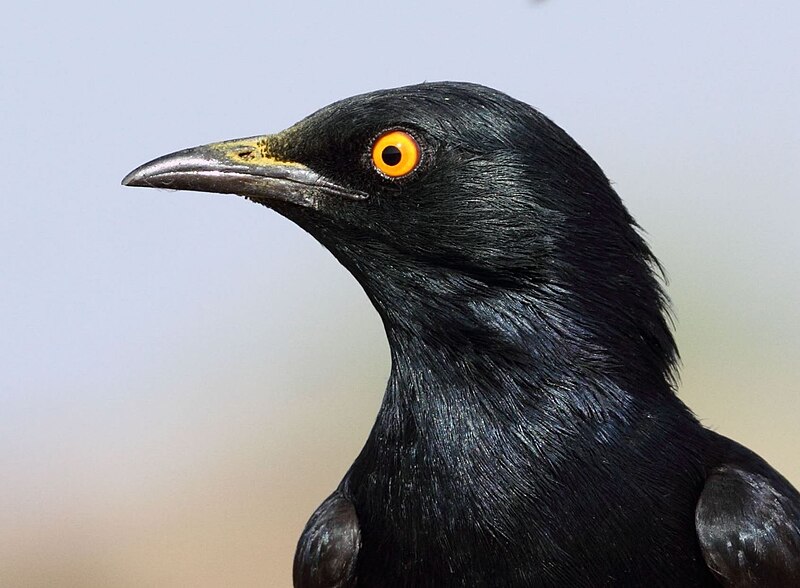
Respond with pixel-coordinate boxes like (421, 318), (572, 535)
(121, 167), (147, 187)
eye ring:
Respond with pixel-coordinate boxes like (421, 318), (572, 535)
(371, 130), (421, 178)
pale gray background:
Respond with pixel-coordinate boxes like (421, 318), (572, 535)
(1, 1), (798, 585)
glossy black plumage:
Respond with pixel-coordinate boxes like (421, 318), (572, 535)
(123, 82), (800, 587)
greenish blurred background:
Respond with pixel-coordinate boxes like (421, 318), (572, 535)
(1, 1), (797, 586)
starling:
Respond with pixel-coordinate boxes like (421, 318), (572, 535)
(123, 82), (800, 587)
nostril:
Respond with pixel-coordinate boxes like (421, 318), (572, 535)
(236, 149), (255, 160)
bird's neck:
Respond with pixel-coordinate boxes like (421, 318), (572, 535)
(334, 245), (681, 474)
(341, 269), (702, 577)
(339, 255), (698, 577)
(349, 280), (676, 476)
(372, 273), (674, 401)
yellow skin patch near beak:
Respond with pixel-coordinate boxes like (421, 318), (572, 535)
(210, 136), (306, 168)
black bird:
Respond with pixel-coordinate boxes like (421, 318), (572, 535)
(123, 82), (800, 587)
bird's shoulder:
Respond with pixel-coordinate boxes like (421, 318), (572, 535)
(696, 440), (800, 587)
(293, 490), (360, 588)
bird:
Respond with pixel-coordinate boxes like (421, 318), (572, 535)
(123, 82), (800, 587)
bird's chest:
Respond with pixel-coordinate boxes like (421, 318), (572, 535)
(346, 427), (714, 587)
(347, 431), (557, 585)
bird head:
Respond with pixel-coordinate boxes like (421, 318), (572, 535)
(124, 82), (677, 393)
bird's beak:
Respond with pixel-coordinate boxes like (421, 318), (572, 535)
(122, 136), (366, 206)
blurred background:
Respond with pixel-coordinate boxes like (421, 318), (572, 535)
(1, 1), (798, 585)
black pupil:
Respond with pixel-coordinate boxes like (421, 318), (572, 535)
(381, 145), (402, 166)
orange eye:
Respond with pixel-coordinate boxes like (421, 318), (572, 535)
(371, 130), (421, 178)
